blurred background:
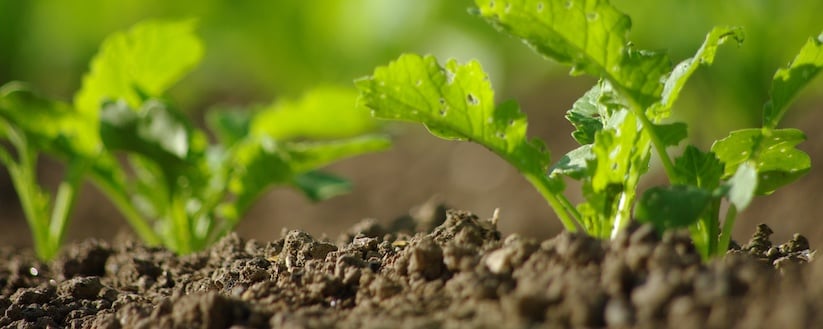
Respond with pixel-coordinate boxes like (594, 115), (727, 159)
(1, 0), (822, 249)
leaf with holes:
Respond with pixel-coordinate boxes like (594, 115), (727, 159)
(712, 128), (810, 195)
(475, 0), (670, 107)
(355, 53), (550, 175)
(357, 53), (583, 231)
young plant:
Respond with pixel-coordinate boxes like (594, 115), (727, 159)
(0, 83), (97, 261)
(78, 20), (390, 254)
(356, 0), (823, 258)
(2, 19), (389, 258)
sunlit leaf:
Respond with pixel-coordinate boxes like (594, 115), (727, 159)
(712, 128), (810, 194)
(725, 161), (757, 210)
(566, 84), (604, 145)
(75, 19), (203, 116)
(650, 26), (744, 120)
(251, 87), (377, 141)
(763, 33), (823, 128)
(99, 99), (208, 191)
(0, 82), (97, 157)
(475, 0), (670, 107)
(355, 53), (550, 176)
(550, 144), (593, 179)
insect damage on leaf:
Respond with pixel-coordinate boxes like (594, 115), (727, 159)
(353, 0), (821, 259)
(475, 0), (670, 108)
(357, 53), (579, 231)
(355, 53), (550, 175)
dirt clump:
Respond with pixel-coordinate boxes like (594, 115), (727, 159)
(1, 209), (819, 328)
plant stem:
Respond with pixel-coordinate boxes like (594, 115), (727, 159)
(170, 194), (191, 254)
(4, 126), (54, 260)
(12, 164), (51, 260)
(89, 173), (161, 245)
(629, 101), (677, 180)
(718, 204), (738, 256)
(608, 82), (677, 181)
(524, 172), (581, 232)
(48, 161), (89, 254)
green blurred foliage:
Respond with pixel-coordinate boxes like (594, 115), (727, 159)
(0, 0), (549, 112)
(0, 0), (821, 142)
(614, 0), (823, 142)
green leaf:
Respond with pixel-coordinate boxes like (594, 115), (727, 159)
(566, 84), (604, 145)
(672, 146), (723, 189)
(99, 100), (208, 190)
(355, 53), (550, 175)
(590, 109), (640, 191)
(577, 108), (649, 237)
(74, 19), (203, 116)
(635, 185), (713, 231)
(251, 87), (377, 141)
(228, 135), (390, 215)
(0, 82), (97, 157)
(764, 33), (823, 128)
(206, 109), (252, 146)
(651, 122), (688, 147)
(712, 128), (810, 194)
(550, 144), (593, 180)
(725, 162), (757, 210)
(650, 27), (744, 120)
(475, 0), (670, 107)
(292, 171), (352, 202)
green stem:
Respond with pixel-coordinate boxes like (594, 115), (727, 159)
(12, 164), (51, 260)
(557, 191), (582, 223)
(632, 103), (677, 180)
(609, 83), (677, 181)
(610, 191), (630, 239)
(47, 168), (84, 259)
(169, 194), (191, 254)
(717, 204), (738, 257)
(4, 126), (53, 259)
(524, 172), (581, 232)
(191, 183), (231, 247)
(89, 172), (161, 245)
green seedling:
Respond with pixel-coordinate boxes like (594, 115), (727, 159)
(357, 0), (823, 258)
(0, 83), (96, 261)
(2, 20), (389, 259)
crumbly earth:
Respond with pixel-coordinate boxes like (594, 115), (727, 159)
(0, 208), (818, 329)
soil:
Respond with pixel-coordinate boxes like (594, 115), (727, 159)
(1, 207), (818, 329)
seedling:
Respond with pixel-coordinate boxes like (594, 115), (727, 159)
(1, 20), (389, 259)
(357, 0), (823, 258)
(0, 83), (95, 261)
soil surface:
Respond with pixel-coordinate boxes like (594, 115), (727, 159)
(1, 208), (818, 329)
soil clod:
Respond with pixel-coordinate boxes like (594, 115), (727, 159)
(1, 211), (820, 328)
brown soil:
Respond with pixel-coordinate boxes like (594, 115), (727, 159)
(1, 208), (818, 329)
